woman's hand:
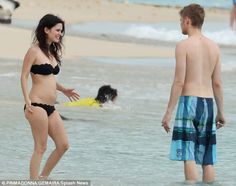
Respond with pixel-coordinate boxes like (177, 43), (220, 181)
(62, 88), (80, 102)
(25, 100), (33, 113)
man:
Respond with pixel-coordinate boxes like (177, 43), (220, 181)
(230, 0), (236, 29)
(161, 4), (225, 183)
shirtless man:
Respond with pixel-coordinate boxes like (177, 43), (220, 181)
(161, 4), (225, 183)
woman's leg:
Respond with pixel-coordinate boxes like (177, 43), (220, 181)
(25, 107), (48, 180)
(40, 111), (69, 178)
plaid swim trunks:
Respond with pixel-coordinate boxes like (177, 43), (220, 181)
(170, 96), (217, 165)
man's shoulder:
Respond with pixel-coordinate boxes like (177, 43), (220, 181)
(177, 38), (188, 45)
(177, 36), (219, 49)
(175, 39), (188, 51)
(203, 36), (220, 52)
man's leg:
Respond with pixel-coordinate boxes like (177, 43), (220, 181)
(184, 160), (198, 182)
(202, 165), (215, 183)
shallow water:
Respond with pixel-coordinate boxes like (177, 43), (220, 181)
(67, 21), (236, 48)
(0, 53), (235, 185)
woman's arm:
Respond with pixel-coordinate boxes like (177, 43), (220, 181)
(20, 47), (37, 112)
(56, 82), (66, 93)
(56, 82), (80, 101)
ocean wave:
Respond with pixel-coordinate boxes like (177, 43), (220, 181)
(124, 25), (236, 46)
(0, 72), (17, 77)
(222, 61), (236, 72)
(124, 25), (183, 42)
(205, 30), (236, 46)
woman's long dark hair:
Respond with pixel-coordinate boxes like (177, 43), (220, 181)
(33, 14), (65, 65)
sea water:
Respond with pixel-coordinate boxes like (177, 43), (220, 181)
(0, 56), (235, 185)
(67, 21), (236, 47)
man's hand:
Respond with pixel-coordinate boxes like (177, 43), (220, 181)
(162, 112), (172, 133)
(216, 113), (226, 129)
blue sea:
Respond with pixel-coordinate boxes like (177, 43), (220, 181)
(113, 0), (233, 9)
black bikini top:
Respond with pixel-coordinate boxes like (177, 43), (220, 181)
(30, 63), (60, 75)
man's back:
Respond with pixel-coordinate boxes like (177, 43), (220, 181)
(162, 4), (225, 183)
(181, 35), (220, 97)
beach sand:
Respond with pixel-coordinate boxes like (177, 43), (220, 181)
(0, 0), (230, 60)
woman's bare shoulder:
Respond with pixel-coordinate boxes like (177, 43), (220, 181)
(27, 44), (40, 54)
(23, 44), (40, 63)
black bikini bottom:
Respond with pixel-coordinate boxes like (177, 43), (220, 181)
(24, 102), (55, 116)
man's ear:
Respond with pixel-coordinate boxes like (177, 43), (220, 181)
(186, 17), (191, 25)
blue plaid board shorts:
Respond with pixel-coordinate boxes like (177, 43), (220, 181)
(170, 96), (217, 165)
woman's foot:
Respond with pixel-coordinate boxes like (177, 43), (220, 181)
(38, 175), (48, 180)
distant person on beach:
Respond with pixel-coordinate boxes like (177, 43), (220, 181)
(63, 85), (118, 107)
(161, 4), (225, 183)
(20, 14), (80, 179)
(230, 0), (236, 29)
(0, 0), (20, 24)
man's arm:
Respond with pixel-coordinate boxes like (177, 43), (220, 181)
(212, 49), (225, 128)
(162, 41), (187, 133)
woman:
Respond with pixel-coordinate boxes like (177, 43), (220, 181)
(20, 14), (79, 179)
